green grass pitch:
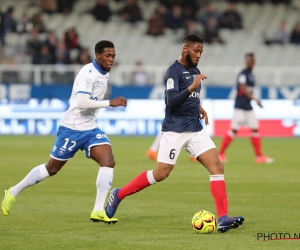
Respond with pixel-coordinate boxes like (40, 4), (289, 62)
(0, 135), (299, 250)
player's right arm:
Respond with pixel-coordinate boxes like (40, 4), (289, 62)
(166, 72), (207, 109)
(77, 94), (127, 108)
(188, 74), (208, 93)
(238, 74), (263, 108)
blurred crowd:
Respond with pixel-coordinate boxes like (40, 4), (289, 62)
(0, 0), (299, 78)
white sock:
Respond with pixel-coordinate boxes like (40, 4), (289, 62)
(93, 167), (114, 212)
(10, 164), (49, 197)
(147, 170), (157, 184)
(150, 133), (162, 152)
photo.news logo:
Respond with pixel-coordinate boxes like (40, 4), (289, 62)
(256, 232), (300, 241)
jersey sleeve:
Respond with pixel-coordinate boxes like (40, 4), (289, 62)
(238, 74), (246, 84)
(165, 68), (180, 93)
(76, 67), (97, 95)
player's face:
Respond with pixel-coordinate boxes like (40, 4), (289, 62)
(186, 42), (203, 67)
(96, 47), (116, 72)
(246, 56), (255, 69)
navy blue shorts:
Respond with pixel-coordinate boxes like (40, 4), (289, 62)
(50, 126), (111, 161)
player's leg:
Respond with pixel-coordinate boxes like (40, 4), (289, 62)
(146, 132), (162, 161)
(2, 125), (81, 216)
(105, 161), (174, 218)
(89, 143), (118, 224)
(218, 108), (241, 163)
(190, 131), (244, 232)
(2, 158), (66, 216)
(105, 131), (185, 218)
(247, 111), (274, 163)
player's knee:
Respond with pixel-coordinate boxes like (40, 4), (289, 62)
(100, 159), (115, 168)
(46, 166), (60, 176)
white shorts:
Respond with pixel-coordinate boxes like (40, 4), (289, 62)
(157, 130), (216, 165)
(231, 108), (258, 130)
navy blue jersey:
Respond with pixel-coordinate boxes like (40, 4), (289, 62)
(234, 68), (255, 110)
(161, 61), (203, 132)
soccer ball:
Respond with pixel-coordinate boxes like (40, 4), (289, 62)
(191, 210), (216, 234)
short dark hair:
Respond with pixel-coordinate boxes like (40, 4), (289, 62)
(245, 52), (254, 58)
(183, 33), (203, 44)
(95, 40), (114, 54)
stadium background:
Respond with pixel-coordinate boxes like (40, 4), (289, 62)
(0, 0), (299, 137)
(1, 1), (300, 249)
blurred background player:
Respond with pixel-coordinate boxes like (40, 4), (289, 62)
(106, 34), (244, 233)
(218, 53), (274, 164)
(1, 40), (127, 223)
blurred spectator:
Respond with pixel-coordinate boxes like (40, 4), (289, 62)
(183, 20), (202, 38)
(57, 0), (77, 14)
(290, 22), (300, 45)
(165, 5), (185, 30)
(64, 28), (81, 50)
(0, 7), (17, 46)
(159, 0), (198, 9)
(131, 61), (149, 86)
(26, 28), (42, 61)
(44, 30), (58, 61)
(17, 13), (33, 34)
(146, 11), (165, 36)
(204, 17), (224, 44)
(39, 0), (58, 14)
(199, 4), (220, 28)
(264, 21), (289, 45)
(90, 0), (112, 22)
(154, 4), (168, 23)
(219, 2), (243, 30)
(55, 40), (71, 64)
(75, 48), (92, 64)
(118, 0), (143, 24)
(270, 0), (291, 4)
(52, 40), (73, 83)
(33, 44), (55, 64)
(182, 6), (196, 21)
(31, 13), (46, 33)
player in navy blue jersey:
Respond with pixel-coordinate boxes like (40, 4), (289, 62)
(105, 34), (244, 233)
(218, 53), (274, 164)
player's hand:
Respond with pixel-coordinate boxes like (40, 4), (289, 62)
(199, 106), (209, 126)
(109, 96), (127, 107)
(188, 74), (208, 93)
(256, 99), (263, 108)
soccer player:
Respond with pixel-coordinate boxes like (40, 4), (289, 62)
(105, 34), (244, 233)
(218, 53), (274, 164)
(1, 40), (127, 224)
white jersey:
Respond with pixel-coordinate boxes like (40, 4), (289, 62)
(61, 60), (109, 130)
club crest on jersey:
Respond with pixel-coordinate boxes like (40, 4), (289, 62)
(58, 147), (66, 156)
(167, 78), (174, 90)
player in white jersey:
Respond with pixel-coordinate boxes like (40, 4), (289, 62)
(1, 40), (127, 224)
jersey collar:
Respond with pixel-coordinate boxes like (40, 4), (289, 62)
(93, 59), (107, 75)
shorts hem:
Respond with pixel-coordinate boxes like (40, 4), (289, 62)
(50, 154), (70, 161)
(157, 159), (175, 165)
(86, 142), (111, 158)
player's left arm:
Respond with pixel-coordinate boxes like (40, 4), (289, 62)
(199, 105), (209, 125)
